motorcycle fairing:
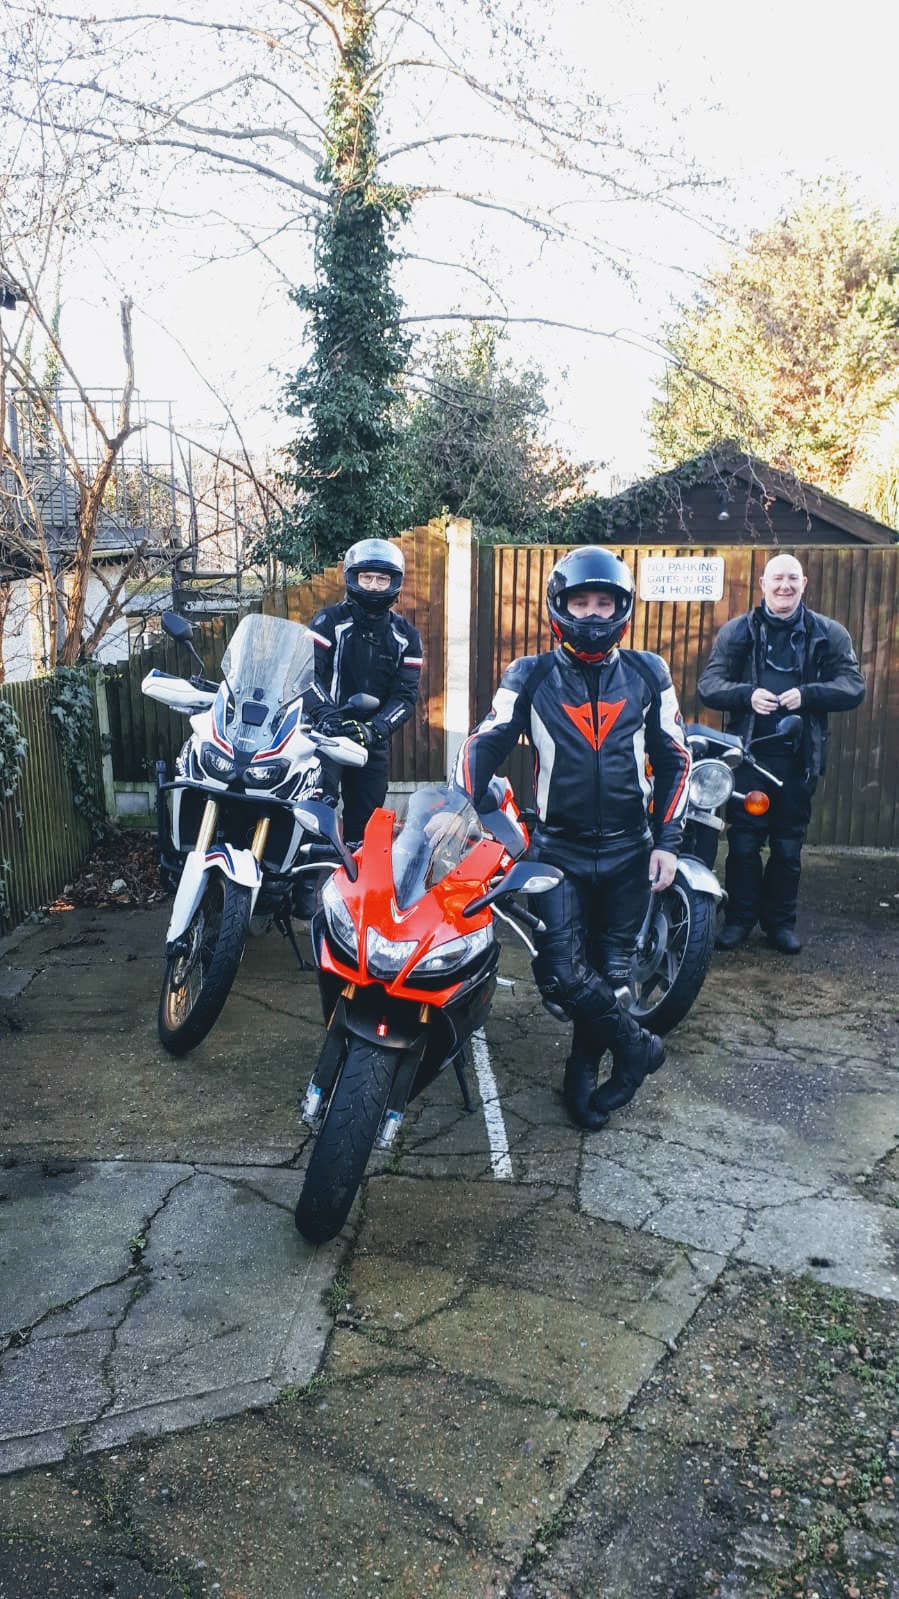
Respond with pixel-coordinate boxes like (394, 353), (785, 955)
(165, 844), (263, 947)
(320, 807), (506, 1002)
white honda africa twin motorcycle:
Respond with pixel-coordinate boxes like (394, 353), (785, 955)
(142, 611), (368, 1055)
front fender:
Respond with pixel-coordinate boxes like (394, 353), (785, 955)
(676, 857), (724, 901)
(166, 846), (262, 945)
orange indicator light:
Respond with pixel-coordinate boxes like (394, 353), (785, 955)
(744, 791), (770, 816)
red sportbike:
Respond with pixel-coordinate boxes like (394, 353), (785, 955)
(292, 781), (561, 1244)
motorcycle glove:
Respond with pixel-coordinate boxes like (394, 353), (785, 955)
(338, 717), (375, 750)
(313, 708), (346, 738)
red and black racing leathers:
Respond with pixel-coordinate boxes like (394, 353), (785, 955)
(455, 644), (691, 1060)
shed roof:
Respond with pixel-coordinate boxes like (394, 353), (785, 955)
(602, 447), (897, 546)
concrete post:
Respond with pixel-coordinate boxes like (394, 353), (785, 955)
(93, 669), (117, 821)
(443, 517), (474, 782)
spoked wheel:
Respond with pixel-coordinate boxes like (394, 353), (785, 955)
(627, 880), (716, 1035)
(294, 1038), (395, 1246)
(158, 875), (252, 1055)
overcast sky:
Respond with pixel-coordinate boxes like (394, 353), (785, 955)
(45, 0), (899, 488)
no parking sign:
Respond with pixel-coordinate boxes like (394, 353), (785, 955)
(639, 556), (725, 602)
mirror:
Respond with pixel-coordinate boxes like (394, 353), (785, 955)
(293, 800), (358, 881)
(463, 860), (562, 917)
(775, 713), (803, 752)
(162, 612), (193, 642)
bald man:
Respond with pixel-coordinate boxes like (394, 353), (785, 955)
(697, 555), (865, 953)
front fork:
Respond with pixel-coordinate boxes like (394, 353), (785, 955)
(301, 992), (436, 1151)
(166, 805), (271, 949)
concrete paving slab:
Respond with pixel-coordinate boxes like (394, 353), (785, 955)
(0, 1161), (341, 1473)
(287, 1363), (607, 1563)
(0, 906), (325, 1164)
(737, 1191), (899, 1297)
(0, 965), (33, 1001)
(351, 1180), (717, 1419)
(126, 1415), (517, 1599)
(581, 1088), (899, 1299)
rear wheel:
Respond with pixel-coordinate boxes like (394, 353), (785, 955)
(295, 1039), (395, 1245)
(158, 875), (252, 1055)
(627, 880), (716, 1035)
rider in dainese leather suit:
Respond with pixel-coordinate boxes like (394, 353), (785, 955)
(455, 548), (691, 1130)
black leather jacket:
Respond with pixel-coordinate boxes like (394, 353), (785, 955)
(455, 646), (691, 852)
(697, 605), (865, 780)
(310, 601), (423, 743)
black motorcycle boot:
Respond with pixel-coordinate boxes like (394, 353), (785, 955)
(563, 1050), (610, 1131)
(589, 1016), (665, 1117)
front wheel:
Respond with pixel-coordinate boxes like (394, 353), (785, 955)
(627, 880), (717, 1035)
(295, 1039), (396, 1246)
(158, 875), (252, 1055)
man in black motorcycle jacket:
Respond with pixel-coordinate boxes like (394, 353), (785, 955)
(698, 553), (865, 954)
(309, 538), (423, 845)
(455, 547), (692, 1132)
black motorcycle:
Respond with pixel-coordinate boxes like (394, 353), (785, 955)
(624, 715), (803, 1033)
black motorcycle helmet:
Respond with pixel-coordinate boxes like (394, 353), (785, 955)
(343, 538), (405, 617)
(546, 547), (635, 661)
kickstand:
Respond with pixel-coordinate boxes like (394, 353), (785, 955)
(278, 914), (315, 973)
(452, 1046), (476, 1113)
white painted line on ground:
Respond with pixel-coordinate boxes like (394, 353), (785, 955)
(471, 1028), (513, 1181)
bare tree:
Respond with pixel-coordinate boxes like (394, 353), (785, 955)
(3, 2), (719, 330)
(0, 271), (148, 665)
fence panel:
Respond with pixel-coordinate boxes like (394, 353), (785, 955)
(0, 678), (101, 933)
(475, 543), (899, 849)
(104, 614), (241, 782)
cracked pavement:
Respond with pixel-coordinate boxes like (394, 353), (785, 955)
(0, 848), (897, 1597)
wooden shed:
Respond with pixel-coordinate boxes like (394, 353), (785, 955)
(586, 448), (898, 548)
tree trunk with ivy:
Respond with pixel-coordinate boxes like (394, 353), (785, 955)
(269, 0), (409, 574)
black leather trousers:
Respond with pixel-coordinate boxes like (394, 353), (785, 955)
(724, 757), (814, 933)
(528, 831), (652, 1060)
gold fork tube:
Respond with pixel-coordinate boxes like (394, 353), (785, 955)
(195, 800), (219, 854)
(251, 817), (271, 861)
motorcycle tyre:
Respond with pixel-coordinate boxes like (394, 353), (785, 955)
(158, 876), (252, 1056)
(295, 1039), (395, 1246)
(628, 882), (716, 1036)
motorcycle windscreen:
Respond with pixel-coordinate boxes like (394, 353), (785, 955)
(391, 784), (485, 910)
(222, 613), (315, 711)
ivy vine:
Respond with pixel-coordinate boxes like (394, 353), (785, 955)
(540, 444), (746, 546)
(0, 697), (27, 914)
(261, 0), (411, 572)
(0, 696), (27, 811)
(47, 668), (106, 842)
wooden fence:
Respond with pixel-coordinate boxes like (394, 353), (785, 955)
(0, 678), (102, 934)
(475, 543), (899, 849)
(103, 614), (241, 784)
(98, 533), (898, 852)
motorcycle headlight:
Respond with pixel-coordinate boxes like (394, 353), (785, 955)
(321, 876), (358, 960)
(410, 924), (494, 978)
(245, 760), (290, 786)
(689, 758), (734, 810)
(365, 927), (418, 980)
(199, 742), (237, 780)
